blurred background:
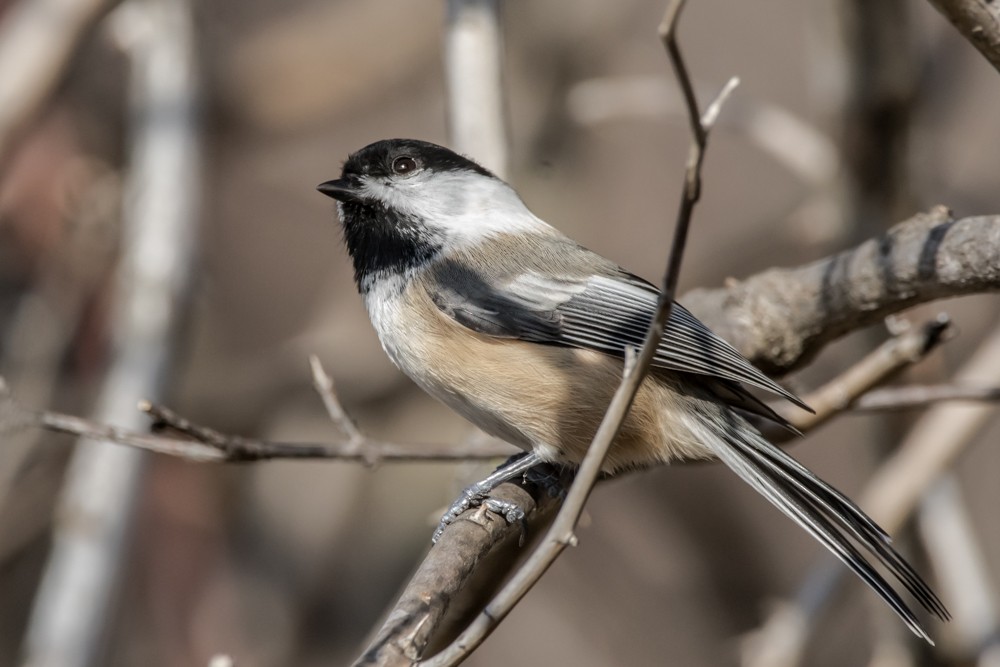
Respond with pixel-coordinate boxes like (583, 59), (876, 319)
(0, 0), (998, 665)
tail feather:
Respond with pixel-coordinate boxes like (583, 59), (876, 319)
(743, 436), (950, 620)
(703, 411), (950, 642)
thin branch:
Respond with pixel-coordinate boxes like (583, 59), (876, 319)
(0, 0), (123, 169)
(684, 207), (1000, 375)
(0, 386), (518, 463)
(1, 315), (959, 467)
(310, 354), (363, 443)
(416, 3), (733, 664)
(854, 383), (1000, 411)
(926, 0), (1000, 75)
(862, 322), (1000, 534)
(917, 476), (1000, 655)
(771, 314), (952, 438)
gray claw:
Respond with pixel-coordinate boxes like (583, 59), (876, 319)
(482, 498), (525, 524)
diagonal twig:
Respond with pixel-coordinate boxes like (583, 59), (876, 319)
(925, 0), (1000, 75)
(415, 2), (736, 664)
(310, 354), (364, 444)
(771, 314), (952, 439)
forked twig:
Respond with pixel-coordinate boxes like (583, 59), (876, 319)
(416, 2), (736, 664)
(0, 388), (518, 464)
(772, 315), (952, 439)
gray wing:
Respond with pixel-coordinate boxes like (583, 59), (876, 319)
(427, 258), (811, 414)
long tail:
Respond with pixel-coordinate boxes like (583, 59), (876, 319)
(702, 410), (950, 643)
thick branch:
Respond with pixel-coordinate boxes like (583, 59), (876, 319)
(684, 206), (1000, 375)
(353, 483), (558, 667)
(926, 0), (1000, 75)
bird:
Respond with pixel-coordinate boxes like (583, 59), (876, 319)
(317, 137), (948, 642)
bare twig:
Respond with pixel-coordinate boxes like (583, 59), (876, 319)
(926, 0), (1000, 75)
(444, 0), (507, 177)
(0, 386), (518, 463)
(918, 476), (1000, 656)
(855, 383), (1000, 411)
(0, 0), (123, 169)
(862, 323), (1000, 533)
(1, 314), (959, 466)
(415, 3), (734, 664)
(684, 207), (1000, 375)
(22, 1), (201, 665)
(772, 315), (952, 438)
(309, 355), (364, 443)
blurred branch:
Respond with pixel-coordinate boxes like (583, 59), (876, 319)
(837, 0), (918, 238)
(444, 0), (507, 177)
(0, 0), (123, 169)
(926, 0), (1000, 75)
(21, 1), (201, 665)
(918, 476), (1000, 658)
(744, 320), (1000, 667)
(567, 75), (838, 187)
(685, 206), (1000, 375)
(862, 321), (1000, 533)
(855, 383), (1000, 411)
(0, 163), (120, 556)
(411, 4), (734, 665)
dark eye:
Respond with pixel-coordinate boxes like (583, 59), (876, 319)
(392, 156), (417, 175)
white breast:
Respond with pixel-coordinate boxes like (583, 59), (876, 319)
(361, 273), (537, 452)
(362, 276), (417, 372)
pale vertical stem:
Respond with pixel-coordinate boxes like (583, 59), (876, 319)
(443, 0), (508, 178)
(21, 1), (201, 665)
(917, 477), (1000, 657)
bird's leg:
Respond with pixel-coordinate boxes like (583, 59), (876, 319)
(432, 451), (544, 543)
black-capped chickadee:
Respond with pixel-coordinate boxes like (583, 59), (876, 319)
(317, 138), (948, 641)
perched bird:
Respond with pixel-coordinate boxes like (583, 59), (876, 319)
(317, 138), (948, 641)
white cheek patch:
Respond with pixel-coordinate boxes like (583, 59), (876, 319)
(360, 171), (552, 244)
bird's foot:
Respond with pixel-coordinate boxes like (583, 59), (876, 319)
(432, 481), (526, 543)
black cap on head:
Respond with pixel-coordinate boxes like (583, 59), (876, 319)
(318, 139), (495, 202)
(343, 138), (493, 179)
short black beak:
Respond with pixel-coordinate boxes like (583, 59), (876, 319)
(317, 178), (362, 202)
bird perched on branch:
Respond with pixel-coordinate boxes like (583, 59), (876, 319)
(318, 138), (948, 642)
